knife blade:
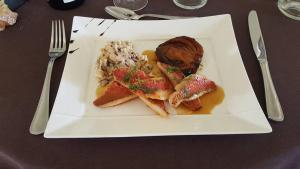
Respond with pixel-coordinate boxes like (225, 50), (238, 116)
(248, 10), (284, 122)
(249, 11), (267, 61)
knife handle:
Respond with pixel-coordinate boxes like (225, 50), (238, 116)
(259, 61), (284, 121)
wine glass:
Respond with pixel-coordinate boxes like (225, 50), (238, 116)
(278, 0), (300, 20)
(173, 0), (207, 9)
(113, 0), (148, 11)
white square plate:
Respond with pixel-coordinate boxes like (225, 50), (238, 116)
(44, 15), (272, 138)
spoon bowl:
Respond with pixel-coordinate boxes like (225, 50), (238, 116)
(105, 6), (132, 20)
(105, 6), (192, 20)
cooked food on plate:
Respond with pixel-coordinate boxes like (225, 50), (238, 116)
(156, 36), (203, 75)
(169, 74), (217, 107)
(138, 96), (168, 117)
(93, 36), (224, 117)
(181, 98), (202, 111)
(93, 81), (136, 107)
(113, 67), (173, 100)
(96, 41), (148, 87)
(156, 62), (185, 87)
(157, 61), (202, 110)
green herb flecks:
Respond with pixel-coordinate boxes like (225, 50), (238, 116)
(129, 84), (141, 91)
(167, 66), (180, 73)
(140, 86), (154, 94)
(123, 73), (131, 82)
(123, 66), (137, 82)
(128, 83), (154, 94)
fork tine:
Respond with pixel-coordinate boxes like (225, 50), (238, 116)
(54, 20), (58, 48)
(58, 20), (61, 48)
(49, 21), (54, 49)
(62, 20), (66, 50)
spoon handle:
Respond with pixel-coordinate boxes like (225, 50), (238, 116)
(141, 14), (191, 20)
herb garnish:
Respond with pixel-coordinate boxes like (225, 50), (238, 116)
(128, 83), (154, 94)
(123, 66), (137, 82)
(123, 73), (131, 82)
(129, 84), (140, 91)
(167, 66), (180, 73)
(140, 86), (154, 94)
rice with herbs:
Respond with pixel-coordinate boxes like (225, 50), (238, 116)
(96, 41), (150, 86)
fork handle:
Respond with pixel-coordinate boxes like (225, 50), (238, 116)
(259, 60), (284, 122)
(29, 58), (55, 135)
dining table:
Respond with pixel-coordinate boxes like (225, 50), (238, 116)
(1, 0), (300, 169)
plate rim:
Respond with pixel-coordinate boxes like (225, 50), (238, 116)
(44, 14), (272, 138)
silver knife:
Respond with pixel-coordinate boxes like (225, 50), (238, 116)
(248, 10), (284, 121)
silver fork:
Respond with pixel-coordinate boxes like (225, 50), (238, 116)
(29, 20), (66, 135)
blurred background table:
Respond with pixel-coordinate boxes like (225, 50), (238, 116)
(0, 0), (300, 169)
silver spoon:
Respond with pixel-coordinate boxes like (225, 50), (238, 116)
(105, 6), (191, 20)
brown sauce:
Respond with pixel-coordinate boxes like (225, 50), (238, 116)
(143, 50), (157, 61)
(142, 50), (225, 115)
(176, 86), (225, 115)
(142, 50), (163, 77)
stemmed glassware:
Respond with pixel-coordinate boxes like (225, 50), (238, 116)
(173, 0), (207, 9)
(113, 0), (148, 11)
(278, 0), (300, 20)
